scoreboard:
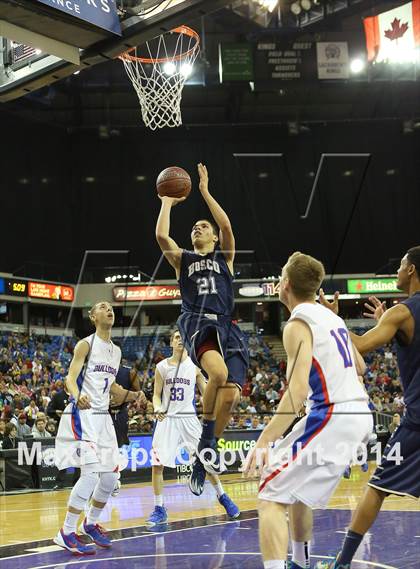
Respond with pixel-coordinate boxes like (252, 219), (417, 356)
(6, 279), (27, 297)
(2, 279), (74, 302)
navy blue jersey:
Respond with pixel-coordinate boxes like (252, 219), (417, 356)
(113, 365), (132, 411)
(395, 292), (420, 426)
(179, 249), (234, 316)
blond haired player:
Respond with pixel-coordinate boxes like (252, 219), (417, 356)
(243, 253), (373, 569)
(54, 301), (146, 554)
(147, 329), (240, 525)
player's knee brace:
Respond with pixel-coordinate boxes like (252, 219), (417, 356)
(92, 471), (119, 504)
(68, 472), (99, 511)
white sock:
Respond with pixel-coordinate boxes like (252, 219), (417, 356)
(155, 494), (164, 507)
(292, 540), (311, 568)
(213, 480), (225, 498)
(263, 561), (287, 569)
(63, 511), (80, 535)
(86, 505), (103, 525)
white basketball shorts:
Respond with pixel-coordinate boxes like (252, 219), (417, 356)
(54, 402), (119, 472)
(259, 401), (373, 508)
(152, 415), (202, 468)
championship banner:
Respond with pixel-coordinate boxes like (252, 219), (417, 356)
(316, 42), (349, 79)
(364, 0), (420, 61)
(113, 285), (181, 302)
(28, 282), (74, 302)
(35, 0), (122, 35)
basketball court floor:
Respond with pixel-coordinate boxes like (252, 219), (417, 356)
(1, 468), (418, 569)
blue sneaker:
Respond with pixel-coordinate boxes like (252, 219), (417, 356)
(361, 462), (369, 473)
(343, 466), (351, 479)
(53, 529), (96, 555)
(79, 519), (112, 548)
(146, 506), (168, 527)
(198, 438), (226, 475)
(218, 493), (240, 519)
(189, 457), (207, 496)
(289, 562), (310, 569)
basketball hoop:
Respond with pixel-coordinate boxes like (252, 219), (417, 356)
(119, 26), (200, 130)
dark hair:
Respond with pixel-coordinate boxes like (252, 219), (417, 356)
(35, 417), (45, 426)
(406, 246), (420, 278)
(5, 422), (17, 437)
(195, 219), (219, 238)
(170, 329), (180, 342)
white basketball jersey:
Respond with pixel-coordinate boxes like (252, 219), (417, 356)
(78, 334), (121, 410)
(289, 303), (368, 410)
(156, 356), (197, 416)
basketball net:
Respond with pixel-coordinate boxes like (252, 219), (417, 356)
(119, 26), (200, 130)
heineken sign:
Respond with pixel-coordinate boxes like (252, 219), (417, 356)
(347, 278), (399, 294)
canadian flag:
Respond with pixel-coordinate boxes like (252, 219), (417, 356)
(364, 0), (420, 61)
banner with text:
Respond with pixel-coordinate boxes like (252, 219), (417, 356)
(347, 278), (399, 294)
(113, 285), (181, 302)
(317, 42), (349, 79)
(36, 0), (121, 35)
(29, 282), (74, 302)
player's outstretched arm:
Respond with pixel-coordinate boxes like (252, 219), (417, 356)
(265, 319), (311, 438)
(350, 303), (410, 355)
(65, 340), (91, 409)
(156, 196), (184, 277)
(243, 319), (312, 477)
(153, 367), (166, 421)
(110, 383), (147, 407)
(197, 163), (235, 269)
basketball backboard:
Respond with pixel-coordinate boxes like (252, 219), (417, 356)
(0, 0), (230, 102)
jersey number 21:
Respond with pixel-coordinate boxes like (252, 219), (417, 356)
(197, 276), (218, 295)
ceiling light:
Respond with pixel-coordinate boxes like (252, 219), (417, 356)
(163, 61), (176, 76)
(180, 63), (193, 77)
(350, 58), (365, 74)
(290, 1), (302, 15)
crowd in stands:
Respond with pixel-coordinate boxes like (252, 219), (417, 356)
(0, 328), (406, 447)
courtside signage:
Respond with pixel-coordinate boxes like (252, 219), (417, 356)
(29, 282), (74, 302)
(35, 0), (122, 35)
(347, 278), (399, 294)
(113, 285), (181, 302)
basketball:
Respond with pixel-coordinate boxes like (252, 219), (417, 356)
(156, 166), (192, 199)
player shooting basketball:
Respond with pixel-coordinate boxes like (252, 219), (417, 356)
(155, 163), (249, 496)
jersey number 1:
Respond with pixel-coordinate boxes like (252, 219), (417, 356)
(330, 328), (353, 368)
